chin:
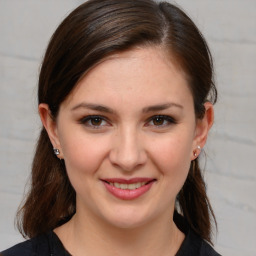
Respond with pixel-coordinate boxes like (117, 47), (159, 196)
(108, 217), (148, 230)
(100, 206), (157, 230)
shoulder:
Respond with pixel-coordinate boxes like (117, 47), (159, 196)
(190, 231), (221, 256)
(174, 212), (221, 256)
(0, 232), (50, 256)
(0, 240), (33, 256)
(200, 240), (221, 256)
(177, 229), (221, 256)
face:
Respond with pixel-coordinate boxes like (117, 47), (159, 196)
(40, 47), (212, 229)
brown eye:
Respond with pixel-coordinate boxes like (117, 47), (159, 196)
(146, 115), (177, 128)
(152, 117), (165, 126)
(80, 115), (108, 128)
(91, 117), (103, 126)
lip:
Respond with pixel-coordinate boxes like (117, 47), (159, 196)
(101, 178), (156, 200)
(102, 177), (154, 184)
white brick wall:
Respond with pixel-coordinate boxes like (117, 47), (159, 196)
(1, 1), (255, 255)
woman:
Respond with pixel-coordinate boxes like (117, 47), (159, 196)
(1, 0), (220, 255)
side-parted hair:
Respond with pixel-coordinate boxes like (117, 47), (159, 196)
(17, 0), (217, 244)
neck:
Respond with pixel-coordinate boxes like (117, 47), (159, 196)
(55, 208), (184, 256)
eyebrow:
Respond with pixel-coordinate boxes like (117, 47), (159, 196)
(71, 102), (183, 113)
(71, 103), (116, 114)
(142, 103), (183, 113)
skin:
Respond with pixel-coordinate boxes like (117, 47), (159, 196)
(39, 47), (214, 256)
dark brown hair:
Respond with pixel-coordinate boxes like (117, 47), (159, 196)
(17, 0), (217, 244)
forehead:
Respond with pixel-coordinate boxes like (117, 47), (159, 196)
(62, 47), (192, 109)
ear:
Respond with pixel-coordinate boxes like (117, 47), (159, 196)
(191, 102), (214, 160)
(38, 103), (63, 159)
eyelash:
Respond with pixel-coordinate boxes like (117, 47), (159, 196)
(146, 115), (177, 127)
(79, 115), (109, 129)
(79, 115), (177, 129)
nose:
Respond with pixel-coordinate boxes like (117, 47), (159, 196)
(109, 127), (147, 172)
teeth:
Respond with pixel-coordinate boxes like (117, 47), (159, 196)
(128, 183), (136, 190)
(114, 182), (120, 188)
(110, 181), (147, 190)
(120, 184), (128, 189)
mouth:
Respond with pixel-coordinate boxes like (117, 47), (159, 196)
(100, 178), (156, 200)
(102, 179), (155, 189)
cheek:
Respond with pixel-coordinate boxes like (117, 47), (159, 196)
(59, 129), (110, 177)
(59, 132), (112, 200)
(148, 132), (193, 187)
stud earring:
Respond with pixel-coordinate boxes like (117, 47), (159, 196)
(193, 145), (201, 157)
(53, 148), (60, 155)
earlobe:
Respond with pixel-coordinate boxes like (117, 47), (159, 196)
(38, 104), (62, 158)
(191, 102), (214, 160)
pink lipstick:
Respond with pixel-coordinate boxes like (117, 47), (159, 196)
(101, 178), (156, 200)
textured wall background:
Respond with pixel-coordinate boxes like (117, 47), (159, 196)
(0, 0), (255, 255)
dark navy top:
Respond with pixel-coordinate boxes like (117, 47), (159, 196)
(1, 213), (221, 256)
